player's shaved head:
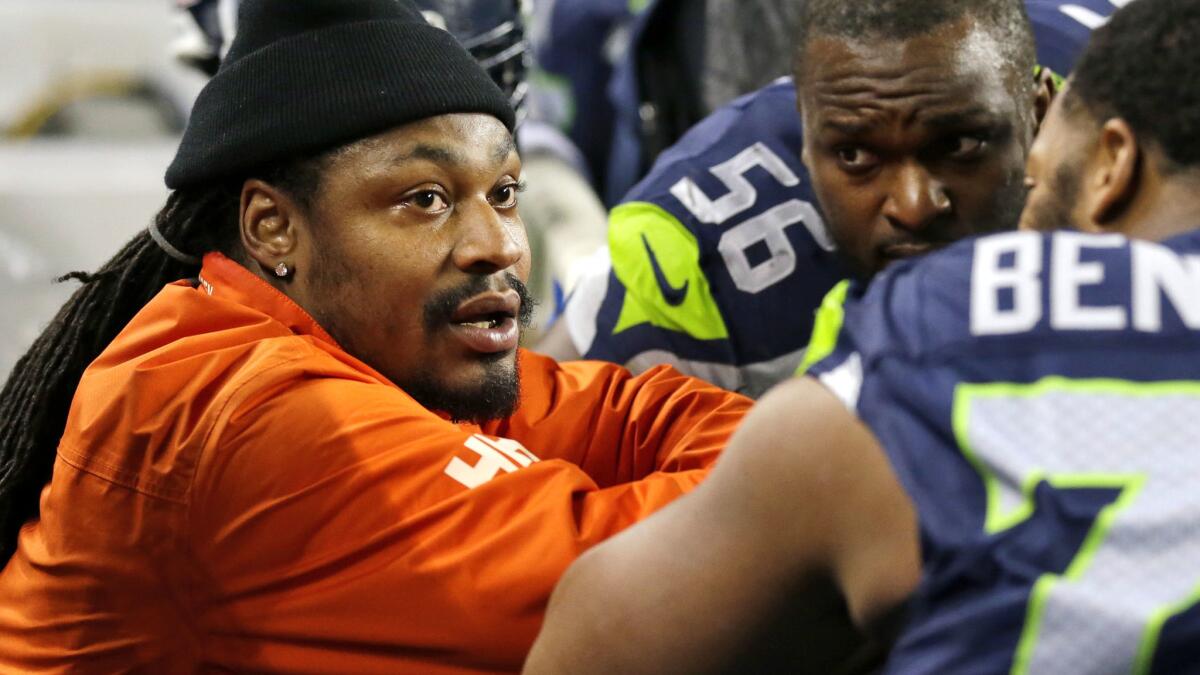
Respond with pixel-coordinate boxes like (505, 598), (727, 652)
(793, 0), (1036, 89)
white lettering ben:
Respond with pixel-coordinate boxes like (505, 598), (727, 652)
(971, 232), (1200, 336)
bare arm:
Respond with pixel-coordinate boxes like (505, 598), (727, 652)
(523, 377), (922, 674)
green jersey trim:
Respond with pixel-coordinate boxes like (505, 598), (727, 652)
(796, 279), (851, 375)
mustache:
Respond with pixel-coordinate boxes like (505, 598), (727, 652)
(423, 273), (536, 332)
(879, 216), (966, 248)
(876, 210), (1014, 251)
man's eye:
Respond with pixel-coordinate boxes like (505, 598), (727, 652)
(835, 146), (879, 173)
(404, 189), (448, 211)
(948, 135), (987, 159)
(491, 182), (524, 209)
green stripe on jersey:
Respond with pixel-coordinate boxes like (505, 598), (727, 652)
(796, 279), (851, 375)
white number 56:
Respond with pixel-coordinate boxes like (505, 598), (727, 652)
(669, 143), (834, 295)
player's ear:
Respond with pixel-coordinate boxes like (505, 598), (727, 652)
(1032, 67), (1059, 135)
(240, 179), (305, 279)
(1086, 117), (1140, 227)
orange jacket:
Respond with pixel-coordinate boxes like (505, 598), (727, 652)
(0, 254), (749, 674)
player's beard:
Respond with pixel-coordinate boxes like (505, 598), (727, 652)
(399, 351), (524, 424)
(400, 273), (535, 424)
(1023, 160), (1084, 233)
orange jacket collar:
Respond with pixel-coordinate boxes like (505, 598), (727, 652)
(196, 252), (341, 349)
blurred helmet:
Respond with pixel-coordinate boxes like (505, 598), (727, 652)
(415, 0), (530, 123)
(170, 0), (239, 77)
(170, 0), (530, 122)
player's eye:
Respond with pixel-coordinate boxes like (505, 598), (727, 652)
(490, 180), (525, 209)
(401, 187), (449, 213)
(834, 146), (880, 174)
(946, 134), (988, 160)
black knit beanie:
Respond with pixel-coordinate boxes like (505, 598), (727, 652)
(165, 0), (516, 189)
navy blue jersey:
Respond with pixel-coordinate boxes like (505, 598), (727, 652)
(561, 78), (844, 397)
(564, 4), (1107, 398)
(806, 229), (1200, 674)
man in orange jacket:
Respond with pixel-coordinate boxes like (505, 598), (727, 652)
(0, 0), (749, 672)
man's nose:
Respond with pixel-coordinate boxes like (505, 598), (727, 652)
(452, 198), (525, 274)
(882, 162), (952, 232)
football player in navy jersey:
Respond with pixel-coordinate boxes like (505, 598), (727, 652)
(543, 0), (1106, 398)
(527, 0), (1200, 673)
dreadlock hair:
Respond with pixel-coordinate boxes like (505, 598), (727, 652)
(792, 0), (1037, 89)
(0, 153), (329, 564)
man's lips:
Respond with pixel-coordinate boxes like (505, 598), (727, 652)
(447, 291), (521, 354)
(450, 290), (520, 325)
(879, 241), (936, 261)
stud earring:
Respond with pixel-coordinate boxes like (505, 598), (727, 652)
(274, 262), (291, 278)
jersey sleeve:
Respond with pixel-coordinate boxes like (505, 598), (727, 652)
(560, 80), (847, 398)
(188, 349), (749, 672)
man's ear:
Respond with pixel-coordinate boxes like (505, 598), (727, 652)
(1033, 68), (1059, 134)
(240, 179), (302, 275)
(1085, 118), (1141, 226)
